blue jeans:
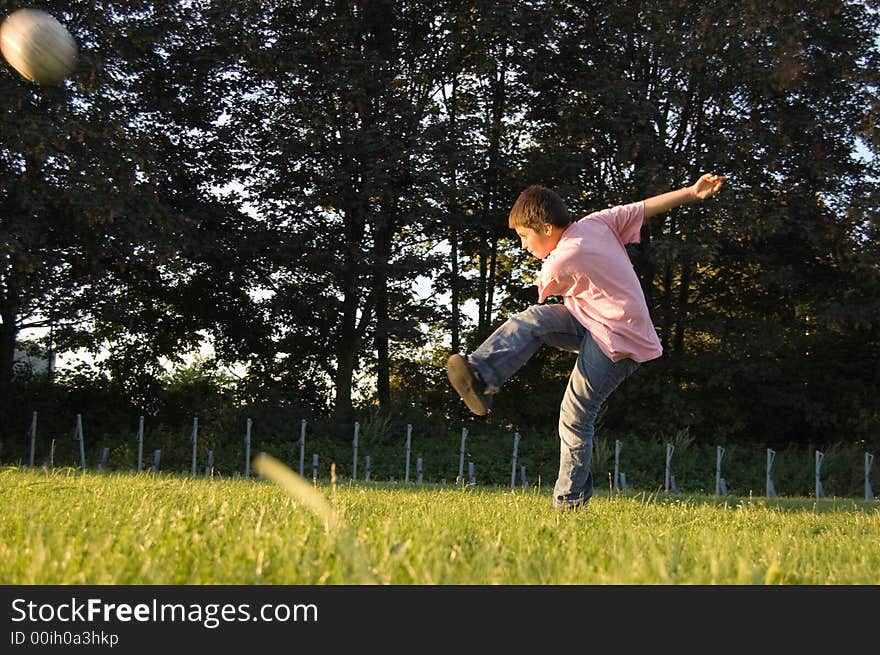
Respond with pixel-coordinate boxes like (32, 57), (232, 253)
(469, 304), (639, 509)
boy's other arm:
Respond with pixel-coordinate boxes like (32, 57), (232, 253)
(643, 173), (725, 220)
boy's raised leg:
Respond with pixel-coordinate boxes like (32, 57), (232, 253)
(447, 304), (583, 416)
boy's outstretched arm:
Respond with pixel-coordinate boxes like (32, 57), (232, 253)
(643, 173), (725, 219)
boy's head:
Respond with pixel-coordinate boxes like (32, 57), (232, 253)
(508, 185), (572, 260)
(508, 185), (572, 231)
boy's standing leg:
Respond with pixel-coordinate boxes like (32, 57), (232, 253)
(553, 332), (638, 509)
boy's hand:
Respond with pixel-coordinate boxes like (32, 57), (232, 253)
(644, 173), (726, 219)
(691, 173), (725, 200)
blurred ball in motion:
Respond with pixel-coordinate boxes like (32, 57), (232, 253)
(0, 8), (77, 84)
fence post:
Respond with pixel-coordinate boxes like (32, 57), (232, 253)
(205, 450), (214, 477)
(152, 449), (161, 473)
(136, 416), (144, 473)
(510, 432), (520, 489)
(352, 421), (359, 481)
(417, 457), (423, 484)
(28, 411), (37, 467)
(458, 428), (467, 487)
(312, 453), (319, 485)
(815, 450), (826, 498)
(244, 418), (252, 478)
(98, 447), (110, 471)
(715, 446), (725, 496)
(75, 414), (86, 470)
(866, 452), (875, 501)
(190, 417), (199, 476)
(613, 439), (622, 492)
(664, 443), (674, 493)
(299, 419), (306, 477)
(365, 455), (372, 482)
(766, 448), (778, 497)
(405, 424), (412, 483)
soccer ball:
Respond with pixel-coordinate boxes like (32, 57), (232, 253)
(0, 8), (77, 84)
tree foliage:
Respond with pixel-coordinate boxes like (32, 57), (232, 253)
(1, 0), (878, 451)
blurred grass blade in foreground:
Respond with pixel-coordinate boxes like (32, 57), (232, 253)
(253, 453), (337, 532)
(253, 453), (375, 583)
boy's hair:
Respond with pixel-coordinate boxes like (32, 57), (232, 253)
(508, 185), (572, 231)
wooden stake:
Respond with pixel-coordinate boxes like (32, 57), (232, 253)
(136, 416), (144, 473)
(510, 432), (520, 489)
(405, 424), (412, 483)
(75, 415), (86, 470)
(244, 418), (252, 478)
(613, 439), (623, 492)
(299, 419), (306, 477)
(766, 448), (778, 497)
(190, 417), (199, 476)
(458, 428), (467, 488)
(28, 411), (37, 467)
(352, 421), (359, 481)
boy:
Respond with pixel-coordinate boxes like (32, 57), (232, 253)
(447, 173), (725, 509)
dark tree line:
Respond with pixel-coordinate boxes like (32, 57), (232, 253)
(1, 0), (878, 450)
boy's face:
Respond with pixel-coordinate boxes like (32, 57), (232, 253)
(514, 223), (560, 260)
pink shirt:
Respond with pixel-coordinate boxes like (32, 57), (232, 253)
(537, 200), (663, 363)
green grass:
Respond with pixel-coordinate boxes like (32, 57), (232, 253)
(1, 466), (878, 584)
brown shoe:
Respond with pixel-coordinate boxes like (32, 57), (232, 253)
(446, 354), (491, 416)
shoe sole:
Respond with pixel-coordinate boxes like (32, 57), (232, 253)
(446, 354), (490, 416)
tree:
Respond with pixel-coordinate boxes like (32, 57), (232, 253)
(206, 0), (455, 420)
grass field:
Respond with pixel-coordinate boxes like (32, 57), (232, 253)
(1, 466), (878, 584)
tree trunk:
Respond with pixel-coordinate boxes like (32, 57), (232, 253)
(450, 224), (460, 355)
(0, 307), (18, 420)
(333, 287), (360, 424)
(486, 235), (498, 327)
(333, 201), (367, 423)
(374, 213), (392, 410)
(477, 240), (488, 335)
(479, 49), (507, 334)
(673, 256), (692, 356)
(660, 259), (673, 354)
